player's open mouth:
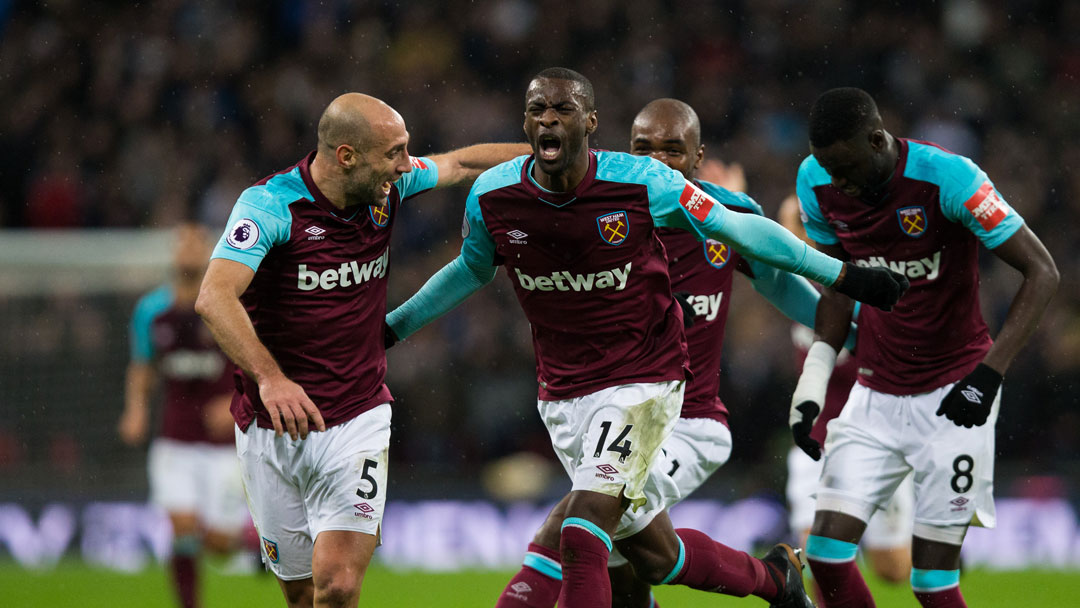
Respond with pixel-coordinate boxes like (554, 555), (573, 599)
(380, 181), (393, 196)
(538, 134), (562, 161)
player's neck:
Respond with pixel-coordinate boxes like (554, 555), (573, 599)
(532, 151), (590, 193)
(309, 153), (348, 210)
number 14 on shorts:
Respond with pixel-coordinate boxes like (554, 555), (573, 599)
(594, 421), (633, 463)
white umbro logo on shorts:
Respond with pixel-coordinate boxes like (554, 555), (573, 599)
(508, 229), (528, 244)
(306, 225), (327, 240)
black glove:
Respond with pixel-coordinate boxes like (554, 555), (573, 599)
(384, 322), (400, 350)
(673, 292), (696, 329)
(833, 263), (910, 311)
(936, 363), (1001, 428)
(790, 401), (823, 461)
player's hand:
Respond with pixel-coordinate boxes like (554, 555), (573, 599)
(833, 263), (909, 310)
(384, 322), (400, 349)
(673, 292), (696, 329)
(117, 407), (149, 446)
(258, 374), (326, 440)
(790, 401), (822, 461)
(936, 363), (1001, 428)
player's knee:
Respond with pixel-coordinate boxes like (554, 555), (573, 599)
(314, 571), (362, 608)
(280, 579), (315, 608)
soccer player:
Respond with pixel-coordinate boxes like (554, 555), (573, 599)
(118, 223), (249, 608)
(491, 98), (858, 608)
(386, 68), (906, 608)
(789, 88), (1058, 607)
(779, 195), (914, 595)
(195, 93), (528, 608)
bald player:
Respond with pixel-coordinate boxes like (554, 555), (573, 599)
(196, 93), (528, 607)
(491, 99), (855, 608)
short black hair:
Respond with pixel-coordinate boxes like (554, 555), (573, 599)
(531, 67), (595, 111)
(809, 87), (880, 148)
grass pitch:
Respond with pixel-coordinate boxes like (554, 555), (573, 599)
(2, 560), (1077, 607)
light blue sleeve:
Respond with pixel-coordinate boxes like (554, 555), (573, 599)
(129, 286), (173, 362)
(647, 165), (843, 286)
(796, 156), (840, 246)
(395, 156), (440, 201)
(386, 187), (497, 340)
(211, 186), (293, 272)
(909, 144), (1024, 249)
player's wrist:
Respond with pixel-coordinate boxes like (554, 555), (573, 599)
(790, 341), (837, 425)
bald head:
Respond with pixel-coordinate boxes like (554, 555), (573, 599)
(630, 98), (703, 179)
(317, 93), (404, 153)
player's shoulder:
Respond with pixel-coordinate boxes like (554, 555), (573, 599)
(696, 180), (763, 216)
(797, 155), (831, 187)
(902, 139), (981, 191)
(134, 284), (174, 318)
(239, 165), (311, 220)
(594, 150), (676, 186)
(472, 155), (530, 197)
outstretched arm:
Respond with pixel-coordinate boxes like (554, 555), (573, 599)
(386, 256), (497, 341)
(429, 143), (532, 189)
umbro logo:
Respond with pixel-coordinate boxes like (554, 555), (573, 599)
(306, 225), (327, 240)
(353, 502), (375, 519)
(960, 386), (984, 404)
(950, 497), (969, 507)
(508, 229), (528, 244)
(511, 582), (532, 594)
(596, 464), (618, 475)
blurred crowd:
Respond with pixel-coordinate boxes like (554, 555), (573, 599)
(2, 0), (1079, 500)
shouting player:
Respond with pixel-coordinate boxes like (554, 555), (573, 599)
(491, 98), (860, 608)
(119, 223), (250, 608)
(387, 69), (906, 608)
(195, 93), (527, 607)
(789, 88), (1058, 607)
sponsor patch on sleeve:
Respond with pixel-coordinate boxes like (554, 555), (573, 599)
(678, 181), (715, 222)
(963, 181), (1009, 231)
(410, 156), (428, 170)
(225, 218), (260, 250)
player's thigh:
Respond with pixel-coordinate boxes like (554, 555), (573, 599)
(196, 444), (250, 536)
(786, 445), (824, 537)
(908, 386), (999, 529)
(235, 423), (314, 580)
(660, 417), (732, 497)
(816, 385), (910, 524)
(311, 529), (379, 595)
(147, 439), (201, 515)
(304, 404), (392, 542)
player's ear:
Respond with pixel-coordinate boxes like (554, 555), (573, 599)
(694, 145), (705, 172)
(585, 110), (598, 136)
(868, 129), (886, 151)
(336, 144), (356, 168)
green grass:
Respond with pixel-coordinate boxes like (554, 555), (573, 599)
(3, 560), (1078, 607)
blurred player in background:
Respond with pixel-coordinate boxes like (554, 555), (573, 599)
(118, 222), (250, 608)
(196, 92), (528, 607)
(493, 98), (854, 608)
(387, 68), (907, 608)
(790, 88), (1058, 607)
(778, 195), (913, 600)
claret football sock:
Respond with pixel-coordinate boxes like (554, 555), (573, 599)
(558, 518), (614, 608)
(495, 542), (562, 608)
(170, 534), (201, 608)
(805, 535), (875, 607)
(665, 528), (778, 600)
(911, 569), (966, 607)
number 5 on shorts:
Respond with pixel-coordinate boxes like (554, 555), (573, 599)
(356, 459), (379, 499)
(594, 421), (633, 463)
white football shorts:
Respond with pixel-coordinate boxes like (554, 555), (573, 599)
(787, 446), (914, 549)
(816, 382), (998, 531)
(539, 380), (683, 540)
(235, 403), (391, 580)
(148, 438), (249, 532)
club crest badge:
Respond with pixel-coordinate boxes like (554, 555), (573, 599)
(703, 239), (730, 269)
(262, 537), (280, 563)
(897, 205), (927, 238)
(596, 211), (629, 246)
(369, 205), (390, 228)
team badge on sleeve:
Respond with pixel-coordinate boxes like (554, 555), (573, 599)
(368, 205), (390, 228)
(703, 239), (730, 268)
(262, 537), (279, 563)
(596, 211), (629, 246)
(678, 181), (715, 221)
(963, 182), (1009, 231)
(225, 218), (260, 250)
(897, 206), (928, 238)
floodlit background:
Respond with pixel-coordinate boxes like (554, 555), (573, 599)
(1, 0), (1078, 589)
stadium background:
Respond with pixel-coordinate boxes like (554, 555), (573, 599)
(2, 0), (1079, 600)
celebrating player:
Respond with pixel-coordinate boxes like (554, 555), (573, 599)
(386, 68), (906, 608)
(789, 88), (1058, 607)
(491, 98), (859, 608)
(195, 93), (528, 607)
(119, 223), (250, 608)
